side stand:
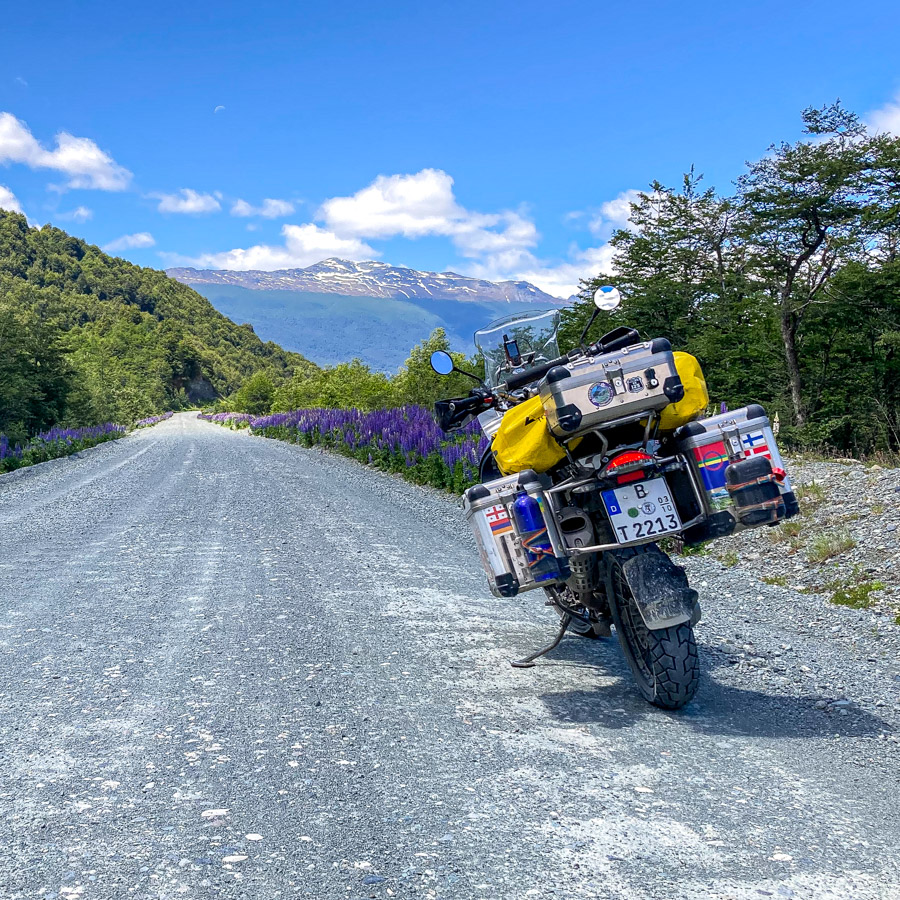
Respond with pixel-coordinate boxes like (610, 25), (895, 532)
(511, 613), (571, 668)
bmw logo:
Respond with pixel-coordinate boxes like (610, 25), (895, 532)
(588, 381), (613, 407)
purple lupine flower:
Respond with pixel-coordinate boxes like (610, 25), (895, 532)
(206, 404), (490, 491)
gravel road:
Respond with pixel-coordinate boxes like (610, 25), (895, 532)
(1, 412), (898, 900)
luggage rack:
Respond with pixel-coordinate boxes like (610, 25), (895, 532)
(544, 452), (709, 557)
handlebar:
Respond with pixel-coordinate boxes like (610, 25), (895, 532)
(434, 390), (494, 432)
(501, 326), (641, 392)
(502, 353), (569, 392)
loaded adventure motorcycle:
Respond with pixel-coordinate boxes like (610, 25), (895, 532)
(431, 288), (799, 710)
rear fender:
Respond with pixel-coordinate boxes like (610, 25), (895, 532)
(610, 547), (701, 630)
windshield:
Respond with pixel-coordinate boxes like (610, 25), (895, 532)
(474, 309), (561, 389)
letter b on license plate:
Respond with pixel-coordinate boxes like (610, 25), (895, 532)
(602, 478), (682, 544)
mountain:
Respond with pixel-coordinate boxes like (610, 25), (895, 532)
(0, 211), (314, 437)
(166, 258), (564, 304)
(168, 259), (566, 371)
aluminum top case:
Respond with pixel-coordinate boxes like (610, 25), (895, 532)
(539, 338), (684, 440)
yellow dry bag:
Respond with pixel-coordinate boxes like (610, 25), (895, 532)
(658, 352), (709, 432)
(491, 395), (571, 476)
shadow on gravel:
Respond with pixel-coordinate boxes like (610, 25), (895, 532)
(532, 636), (890, 739)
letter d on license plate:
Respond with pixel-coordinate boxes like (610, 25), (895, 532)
(602, 478), (682, 544)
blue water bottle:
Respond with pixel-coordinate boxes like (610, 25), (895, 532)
(512, 491), (556, 582)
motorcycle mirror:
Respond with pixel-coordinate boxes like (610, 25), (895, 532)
(429, 350), (455, 376)
(593, 285), (621, 311)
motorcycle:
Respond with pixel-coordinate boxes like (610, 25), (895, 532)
(430, 287), (799, 709)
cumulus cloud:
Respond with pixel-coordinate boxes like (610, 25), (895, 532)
(467, 243), (616, 300)
(176, 223), (375, 270)
(103, 232), (156, 253)
(230, 197), (295, 218)
(0, 112), (131, 190)
(318, 168), (538, 260)
(0, 184), (23, 213)
(171, 167), (623, 296)
(59, 205), (92, 222)
(867, 91), (900, 135)
(589, 188), (642, 236)
(154, 188), (221, 214)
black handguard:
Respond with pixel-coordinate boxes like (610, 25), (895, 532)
(433, 389), (494, 433)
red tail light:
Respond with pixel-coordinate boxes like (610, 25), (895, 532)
(603, 450), (655, 484)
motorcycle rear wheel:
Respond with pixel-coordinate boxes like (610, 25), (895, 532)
(607, 551), (699, 710)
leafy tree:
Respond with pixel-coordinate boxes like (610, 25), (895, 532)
(737, 101), (900, 426)
(272, 359), (393, 412)
(231, 372), (276, 415)
(391, 328), (480, 408)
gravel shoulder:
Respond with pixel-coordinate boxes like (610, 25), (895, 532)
(0, 413), (898, 900)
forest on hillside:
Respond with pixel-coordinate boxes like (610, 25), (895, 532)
(0, 212), (315, 442)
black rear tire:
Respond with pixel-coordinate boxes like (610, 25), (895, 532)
(608, 551), (699, 709)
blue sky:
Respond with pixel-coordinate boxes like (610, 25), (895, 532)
(1, 0), (899, 297)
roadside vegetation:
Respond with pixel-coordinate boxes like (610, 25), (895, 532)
(0, 211), (312, 445)
(201, 406), (487, 493)
(0, 423), (125, 474)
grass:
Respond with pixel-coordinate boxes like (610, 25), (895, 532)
(718, 549), (739, 567)
(761, 574), (788, 586)
(768, 518), (805, 544)
(807, 528), (857, 563)
(678, 541), (710, 557)
(826, 571), (885, 609)
(871, 503), (885, 515)
(796, 480), (827, 508)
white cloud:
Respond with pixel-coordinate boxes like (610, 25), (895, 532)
(867, 91), (900, 135)
(59, 205), (93, 222)
(0, 112), (131, 190)
(317, 168), (538, 260)
(230, 197), (295, 218)
(592, 189), (642, 234)
(174, 223), (375, 270)
(103, 232), (156, 253)
(319, 168), (462, 239)
(154, 188), (221, 214)
(467, 242), (616, 300)
(168, 167), (623, 295)
(0, 184), (23, 214)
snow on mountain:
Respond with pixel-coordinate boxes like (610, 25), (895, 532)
(166, 258), (566, 304)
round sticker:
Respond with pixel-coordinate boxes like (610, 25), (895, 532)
(588, 381), (613, 407)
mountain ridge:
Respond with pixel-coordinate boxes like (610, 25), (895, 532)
(167, 258), (566, 304)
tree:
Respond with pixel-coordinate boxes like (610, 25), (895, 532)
(737, 101), (900, 426)
(391, 328), (480, 408)
(231, 372), (276, 415)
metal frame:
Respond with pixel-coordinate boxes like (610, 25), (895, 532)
(545, 453), (709, 557)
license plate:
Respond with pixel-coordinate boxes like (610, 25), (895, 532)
(602, 478), (682, 544)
